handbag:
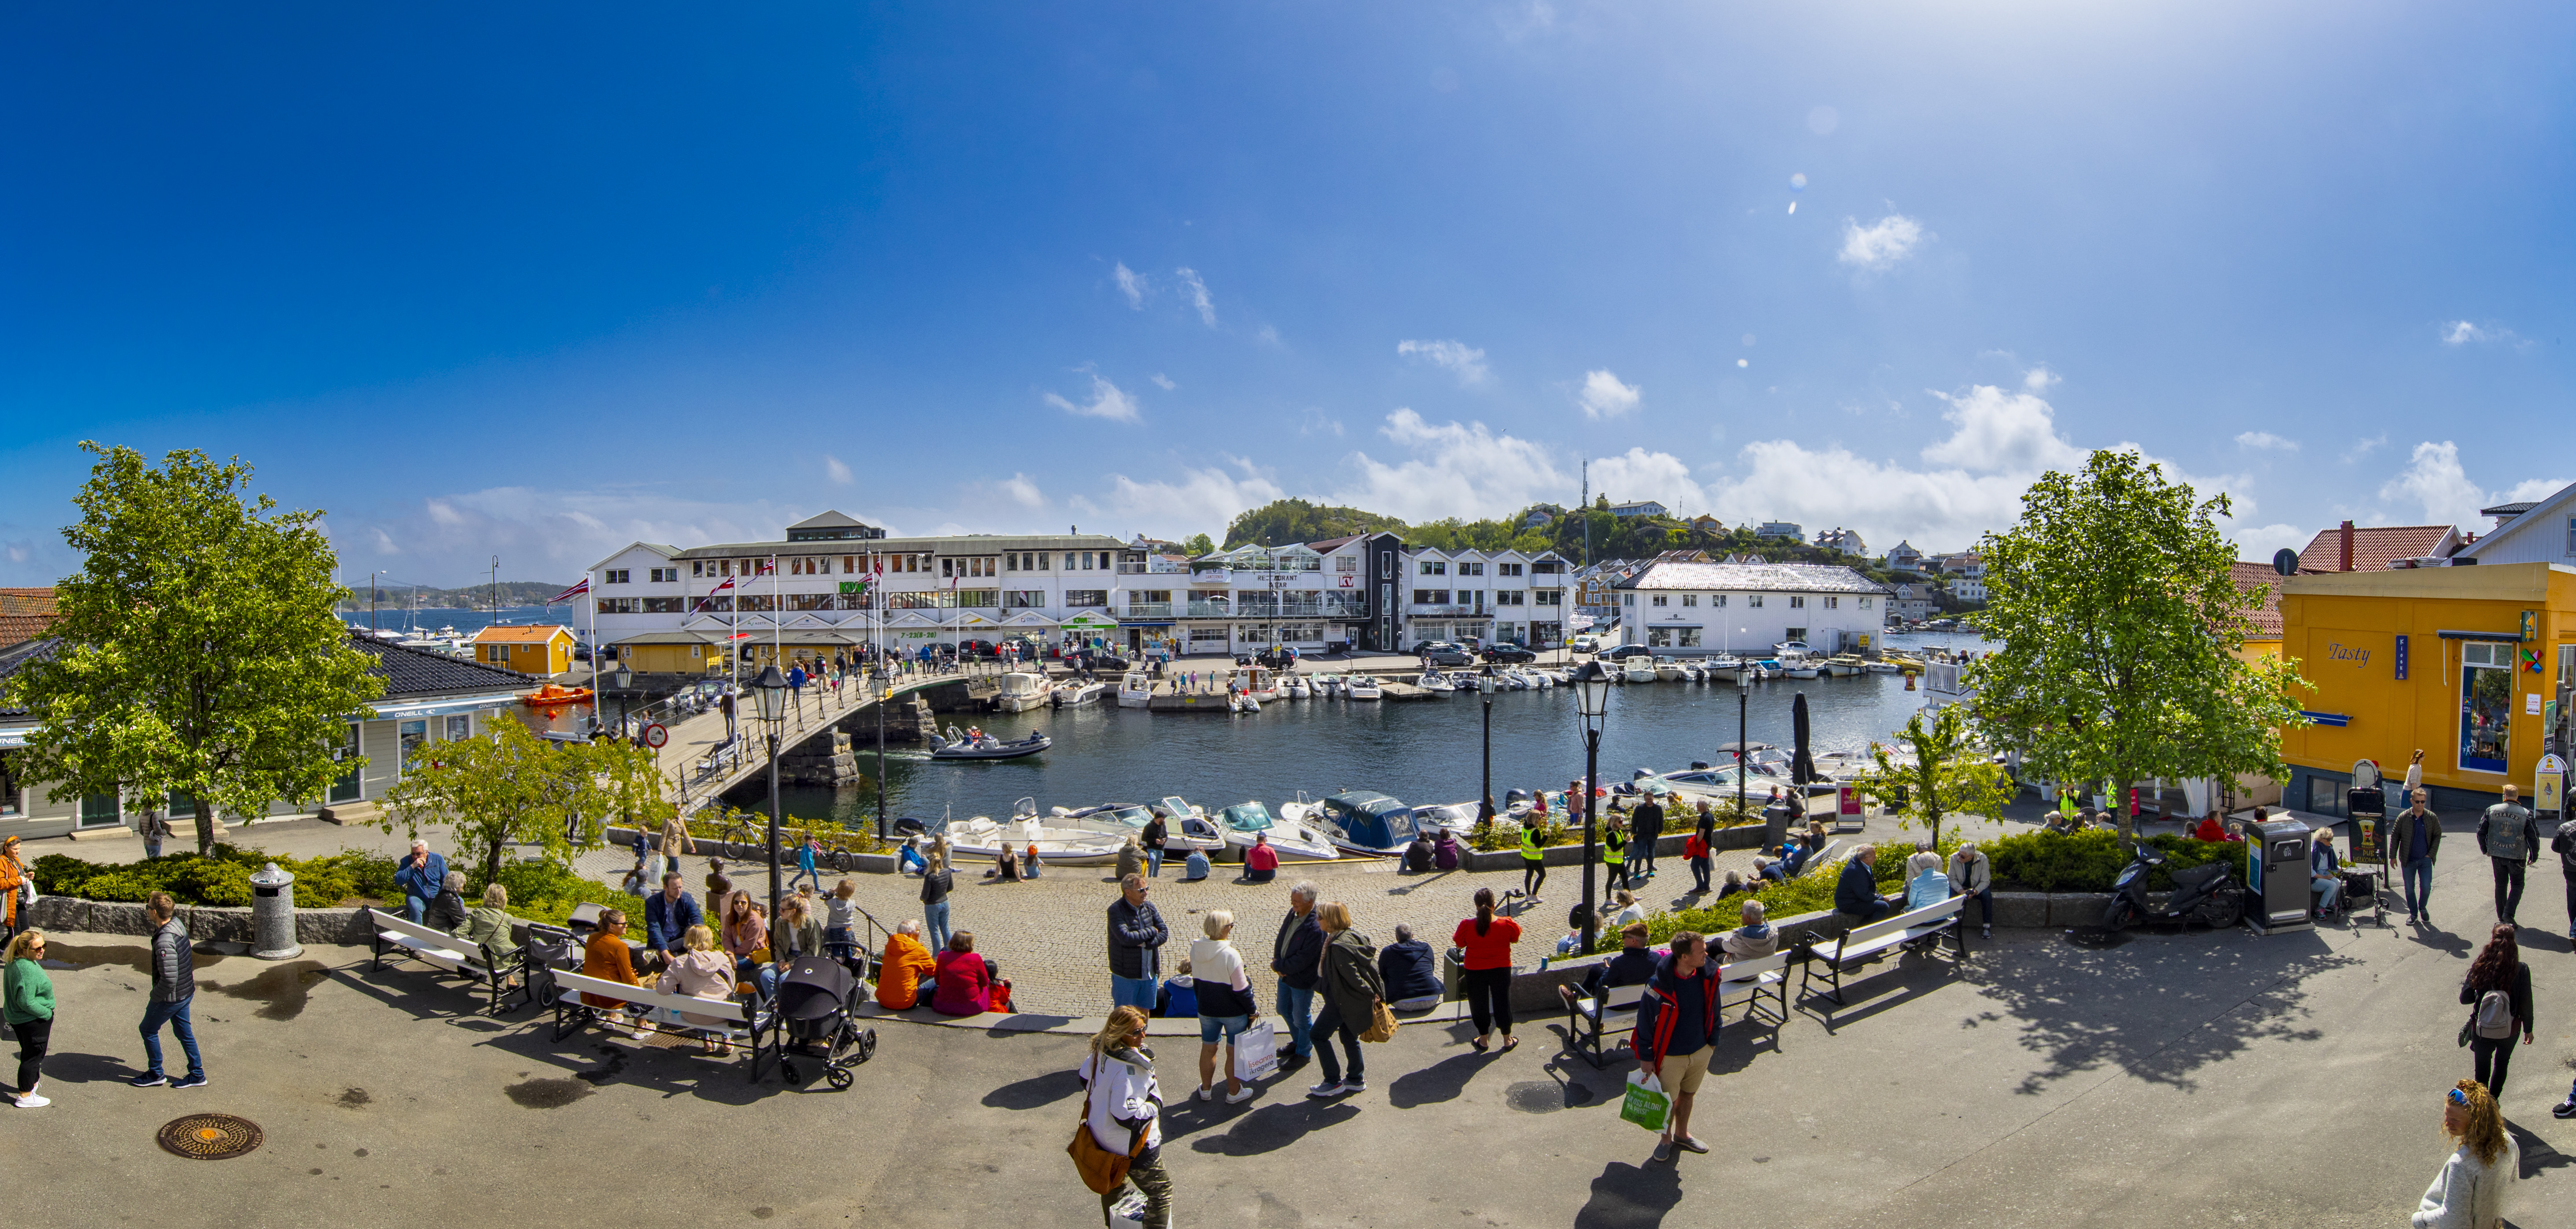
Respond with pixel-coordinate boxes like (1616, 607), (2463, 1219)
(1620, 1071), (1670, 1132)
(1067, 1058), (1148, 1195)
(1360, 997), (1398, 1043)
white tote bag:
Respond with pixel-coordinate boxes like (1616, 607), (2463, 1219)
(1231, 1019), (1281, 1082)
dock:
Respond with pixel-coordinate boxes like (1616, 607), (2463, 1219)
(646, 673), (959, 813)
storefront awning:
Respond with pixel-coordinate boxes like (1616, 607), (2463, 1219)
(366, 691), (526, 720)
(2436, 630), (2523, 642)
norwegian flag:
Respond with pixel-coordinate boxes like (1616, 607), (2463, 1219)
(709, 576), (737, 593)
(758, 557), (776, 575)
(548, 578), (590, 604)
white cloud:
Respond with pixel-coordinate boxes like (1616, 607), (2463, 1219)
(1255, 324), (1282, 348)
(2342, 433), (2387, 463)
(2442, 320), (2487, 346)
(1919, 385), (2085, 475)
(1577, 369), (1641, 419)
(353, 487), (813, 584)
(2378, 442), (2488, 527)
(1114, 262), (1146, 309)
(369, 527), (400, 555)
(1839, 214), (1927, 271)
(1095, 463), (1285, 537)
(2440, 320), (2530, 348)
(2503, 477), (2572, 504)
(824, 455), (854, 485)
(2234, 432), (2298, 452)
(1175, 267), (1215, 327)
(2022, 365), (2059, 392)
(1331, 411), (1573, 523)
(1149, 373), (1176, 390)
(1397, 339), (1491, 386)
(1043, 371), (1141, 423)
(1000, 474), (1045, 509)
(1587, 447), (1708, 517)
(2229, 523), (2309, 562)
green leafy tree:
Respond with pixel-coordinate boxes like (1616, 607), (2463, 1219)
(1850, 705), (2020, 848)
(1180, 533), (1215, 558)
(1966, 450), (2310, 837)
(375, 717), (658, 883)
(1223, 499), (1408, 548)
(7, 445), (381, 854)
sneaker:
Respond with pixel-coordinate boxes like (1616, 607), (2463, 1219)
(2554, 1101), (2576, 1120)
(1195, 1085), (1213, 1102)
(170, 1073), (207, 1090)
(13, 1094), (46, 1109)
(1676, 1134), (1710, 1154)
(1225, 1085), (1258, 1105)
(129, 1073), (167, 1088)
(1652, 1136), (1673, 1163)
(1339, 1080), (1365, 1094)
(1981, 925), (1992, 939)
(1307, 1080), (1346, 1099)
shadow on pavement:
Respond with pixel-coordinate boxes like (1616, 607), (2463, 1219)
(1187, 1099), (1360, 1155)
(982, 1068), (1081, 1110)
(2512, 1120), (2573, 1180)
(1570, 1160), (1683, 1228)
(1386, 1052), (1483, 1108)
(31, 1051), (131, 1085)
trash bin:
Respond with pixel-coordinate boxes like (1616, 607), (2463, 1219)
(1442, 946), (1466, 1001)
(1761, 802), (1795, 853)
(2242, 818), (2313, 936)
(249, 862), (303, 960)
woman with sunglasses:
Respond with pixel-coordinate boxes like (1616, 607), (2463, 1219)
(2413, 1080), (2516, 1228)
(4, 929), (54, 1109)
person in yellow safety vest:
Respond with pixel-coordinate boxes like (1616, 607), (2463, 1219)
(1604, 815), (1629, 888)
(1519, 821), (1546, 905)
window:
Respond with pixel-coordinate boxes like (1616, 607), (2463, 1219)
(956, 589), (999, 608)
(692, 561), (707, 577)
(2460, 642), (2514, 773)
(1652, 595), (1668, 607)
(1413, 589), (1451, 605)
(1459, 562), (1484, 576)
(736, 594), (776, 612)
(1005, 589), (1048, 608)
(2568, 516), (2576, 557)
(788, 593), (834, 611)
(1748, 595), (1764, 608)
(595, 597), (642, 614)
(167, 791), (196, 817)
(1065, 589), (1109, 608)
(1500, 563), (1523, 577)
(1859, 597), (1873, 610)
(1713, 594), (1728, 608)
(79, 793), (120, 828)
(1681, 594), (1697, 607)
(694, 595), (732, 613)
(837, 592), (873, 611)
(643, 596), (685, 614)
(1335, 556), (1360, 572)
(399, 720), (429, 776)
(1785, 626), (1807, 644)
(1496, 590), (1525, 605)
(649, 567), (678, 583)
(603, 569), (630, 585)
(1789, 596), (1806, 609)
(1420, 560), (1447, 575)
(1679, 629), (1702, 647)
(1534, 590), (1562, 606)
(0, 751), (18, 816)
(842, 556), (857, 575)
(444, 715), (471, 741)
(1647, 627), (1673, 647)
(1823, 596), (1838, 609)
(1623, 594), (1635, 607)
(1531, 560), (1565, 575)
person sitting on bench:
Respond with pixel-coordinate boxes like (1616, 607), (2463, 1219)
(1717, 899), (1778, 961)
(1378, 924), (1442, 1011)
(1558, 920), (1659, 1011)
(1834, 845), (1900, 928)
(1755, 837), (1807, 883)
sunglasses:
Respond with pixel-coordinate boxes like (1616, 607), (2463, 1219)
(2449, 1087), (2469, 1106)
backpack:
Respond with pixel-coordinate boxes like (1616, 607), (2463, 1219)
(2475, 988), (2515, 1040)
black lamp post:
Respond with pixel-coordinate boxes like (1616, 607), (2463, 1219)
(1573, 660), (1614, 954)
(609, 662), (634, 741)
(1736, 665), (1752, 822)
(751, 663), (789, 967)
(1478, 664), (1497, 814)
(873, 658), (889, 840)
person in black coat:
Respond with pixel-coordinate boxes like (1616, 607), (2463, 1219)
(1402, 833), (1436, 874)
(1270, 884), (1326, 1067)
(2460, 923), (2535, 1098)
(1377, 924), (1441, 1008)
(1630, 795), (1665, 879)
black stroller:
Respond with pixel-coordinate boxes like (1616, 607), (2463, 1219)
(773, 954), (877, 1090)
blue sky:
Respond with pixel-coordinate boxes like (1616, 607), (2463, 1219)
(4, 1), (2571, 587)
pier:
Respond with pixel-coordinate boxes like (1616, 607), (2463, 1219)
(641, 672), (983, 813)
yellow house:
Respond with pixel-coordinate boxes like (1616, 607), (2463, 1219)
(2278, 562), (2574, 816)
(470, 624), (577, 676)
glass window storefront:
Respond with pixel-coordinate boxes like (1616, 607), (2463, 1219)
(399, 720), (429, 777)
(329, 723), (363, 803)
(2459, 643), (2512, 774)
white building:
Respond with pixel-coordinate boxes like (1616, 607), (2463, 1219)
(1612, 561), (1890, 655)
(2457, 483), (2576, 566)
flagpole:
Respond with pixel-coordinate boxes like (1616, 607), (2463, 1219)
(588, 573), (599, 738)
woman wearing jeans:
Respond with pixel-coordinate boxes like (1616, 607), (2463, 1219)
(1451, 887), (1522, 1054)
(1306, 902), (1384, 1099)
(5, 930), (54, 1108)
(920, 855), (954, 954)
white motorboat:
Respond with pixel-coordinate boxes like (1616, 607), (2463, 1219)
(1623, 660), (1658, 684)
(1410, 800), (1484, 836)
(1052, 680), (1107, 707)
(1215, 800), (1342, 862)
(940, 802), (1126, 866)
(1054, 800), (1226, 855)
(1346, 675), (1383, 700)
(994, 670), (1055, 713)
(1310, 672), (1344, 696)
(1823, 654), (1868, 678)
(1865, 658), (1902, 673)
(1230, 691), (1261, 713)
(1705, 654), (1746, 682)
(1416, 671), (1456, 692)
(1117, 671), (1154, 708)
(1781, 656), (1822, 680)
(1653, 657), (1687, 682)
(1281, 674), (1311, 698)
(1229, 666), (1280, 701)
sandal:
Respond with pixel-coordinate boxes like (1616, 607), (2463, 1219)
(1499, 1036), (1520, 1054)
(1472, 1036), (1489, 1053)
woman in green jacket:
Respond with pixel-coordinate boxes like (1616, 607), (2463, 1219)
(1304, 902), (1384, 1101)
(5, 929), (55, 1109)
(452, 884), (522, 985)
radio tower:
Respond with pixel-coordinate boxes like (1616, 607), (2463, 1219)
(1580, 458), (1591, 567)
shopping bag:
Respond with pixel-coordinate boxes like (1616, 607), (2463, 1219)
(1620, 1072), (1670, 1133)
(1107, 1187), (1169, 1229)
(1232, 1019), (1281, 1082)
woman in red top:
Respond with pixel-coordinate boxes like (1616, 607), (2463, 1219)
(1451, 887), (1524, 1053)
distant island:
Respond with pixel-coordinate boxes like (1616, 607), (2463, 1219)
(335, 580), (577, 613)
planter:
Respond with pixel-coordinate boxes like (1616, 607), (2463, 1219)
(1459, 827), (1767, 873)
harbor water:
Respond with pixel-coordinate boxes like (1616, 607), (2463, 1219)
(777, 633), (1993, 829)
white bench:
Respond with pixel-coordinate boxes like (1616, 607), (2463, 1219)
(549, 968), (777, 1084)
(1716, 949), (1792, 1028)
(1799, 895), (1968, 1007)
(364, 907), (526, 1016)
(1564, 980), (1650, 1069)
(1562, 947), (1793, 1069)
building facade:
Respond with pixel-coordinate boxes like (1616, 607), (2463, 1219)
(1612, 561), (1889, 655)
(471, 624), (576, 676)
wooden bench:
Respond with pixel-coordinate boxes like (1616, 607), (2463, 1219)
(364, 907), (526, 1016)
(548, 969), (777, 1084)
(1799, 895), (1968, 1007)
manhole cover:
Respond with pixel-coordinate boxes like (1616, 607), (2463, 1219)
(158, 1113), (265, 1160)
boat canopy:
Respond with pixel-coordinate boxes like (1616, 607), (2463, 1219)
(1319, 790), (1417, 849)
(1219, 802), (1275, 832)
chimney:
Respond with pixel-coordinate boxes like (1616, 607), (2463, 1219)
(2338, 520), (2355, 572)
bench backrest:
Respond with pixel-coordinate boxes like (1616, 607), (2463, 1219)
(367, 907), (467, 950)
(1796, 840), (1845, 877)
(552, 969), (750, 1025)
(1841, 895), (1964, 949)
(1600, 982), (1648, 1011)
(1717, 949), (1790, 981)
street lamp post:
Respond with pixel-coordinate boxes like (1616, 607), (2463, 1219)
(751, 664), (789, 970)
(609, 662), (634, 741)
(1478, 665), (1497, 814)
(1736, 666), (1752, 822)
(873, 658), (890, 840)
(1573, 661), (1613, 954)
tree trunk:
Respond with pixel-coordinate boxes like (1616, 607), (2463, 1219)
(2112, 777), (2134, 840)
(189, 793), (214, 855)
(485, 836), (505, 891)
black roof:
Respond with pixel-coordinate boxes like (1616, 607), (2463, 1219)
(2479, 501), (2538, 517)
(353, 635), (535, 698)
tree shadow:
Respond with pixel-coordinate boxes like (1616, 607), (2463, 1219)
(1570, 1160), (1684, 1228)
(1959, 927), (2355, 1095)
(1186, 1099), (1360, 1155)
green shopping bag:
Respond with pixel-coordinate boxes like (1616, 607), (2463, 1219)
(1620, 1071), (1669, 1132)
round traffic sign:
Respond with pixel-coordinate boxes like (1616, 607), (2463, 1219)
(641, 723), (668, 749)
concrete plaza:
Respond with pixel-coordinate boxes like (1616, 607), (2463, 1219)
(8, 847), (2569, 1228)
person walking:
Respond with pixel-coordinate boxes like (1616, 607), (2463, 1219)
(1603, 814), (1629, 890)
(2460, 924), (2534, 1099)
(1630, 792), (1664, 880)
(1518, 819), (1547, 904)
(1452, 887), (1521, 1054)
(2477, 786), (2538, 927)
(0, 837), (24, 949)
(1639, 930), (1723, 1162)
(1270, 882), (1324, 1072)
(1305, 901), (1383, 1100)
(2554, 816), (2576, 943)
(1188, 911), (1259, 1105)
(1107, 874), (1169, 1012)
(133, 892), (206, 1089)
(919, 854), (954, 954)
(1141, 811), (1168, 879)
(792, 833), (821, 894)
(394, 840), (447, 925)
(140, 809), (174, 861)
(1078, 1007), (1172, 1229)
(5, 930), (54, 1108)
(1685, 820), (1713, 895)
(657, 810), (694, 880)
(2413, 1080), (2516, 1229)
(2390, 788), (2445, 925)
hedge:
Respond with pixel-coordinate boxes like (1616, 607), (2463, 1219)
(33, 844), (641, 927)
(1982, 829), (2239, 893)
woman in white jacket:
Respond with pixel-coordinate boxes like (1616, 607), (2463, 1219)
(1188, 910), (1260, 1105)
(2413, 1079), (2516, 1229)
(1078, 1007), (1170, 1229)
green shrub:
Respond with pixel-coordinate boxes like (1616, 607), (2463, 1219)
(468, 859), (643, 928)
(34, 845), (366, 909)
(1633, 835), (1957, 953)
(1984, 829), (2238, 892)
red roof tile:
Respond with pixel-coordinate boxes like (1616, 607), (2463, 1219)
(2295, 525), (2456, 574)
(2229, 562), (2286, 640)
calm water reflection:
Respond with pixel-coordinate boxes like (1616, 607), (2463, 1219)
(774, 634), (1991, 827)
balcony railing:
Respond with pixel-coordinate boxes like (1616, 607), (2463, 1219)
(1409, 604), (1489, 617)
(1124, 603), (1173, 618)
(1186, 600), (1233, 617)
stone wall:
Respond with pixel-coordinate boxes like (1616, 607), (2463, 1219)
(23, 894), (375, 946)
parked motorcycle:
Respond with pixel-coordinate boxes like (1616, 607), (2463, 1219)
(2102, 840), (2243, 930)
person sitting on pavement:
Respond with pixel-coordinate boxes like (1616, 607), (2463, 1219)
(1560, 919), (1659, 1012)
(1835, 844), (1900, 928)
(985, 844), (1020, 882)
(2311, 829), (2344, 919)
(1714, 869), (1750, 902)
(1403, 831), (1436, 874)
(1378, 923), (1442, 1011)
(1153, 958), (1200, 1019)
(663, 925), (740, 1054)
(1242, 833), (1281, 884)
(931, 931), (1003, 1017)
(899, 838), (929, 876)
(1116, 834), (1145, 883)
(1433, 827), (1462, 872)
(1717, 899), (1778, 962)
(425, 870), (472, 933)
(874, 919), (938, 1011)
(1023, 840), (1043, 880)
(1904, 858), (1953, 912)
(1608, 889), (1646, 930)
(1182, 847), (1212, 882)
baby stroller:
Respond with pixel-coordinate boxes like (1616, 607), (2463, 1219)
(773, 954), (877, 1090)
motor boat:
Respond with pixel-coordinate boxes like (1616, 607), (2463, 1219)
(1229, 666), (1280, 701)
(1310, 672), (1343, 696)
(1117, 671), (1154, 708)
(1416, 671), (1456, 693)
(1781, 656), (1822, 680)
(1865, 658), (1903, 673)
(994, 671), (1055, 713)
(1705, 654), (1746, 683)
(1230, 691), (1261, 714)
(933, 802), (1126, 865)
(926, 725), (1051, 760)
(1312, 790), (1422, 856)
(1055, 801), (1226, 855)
(1346, 675), (1382, 700)
(1281, 674), (1311, 698)
(1652, 657), (1686, 682)
(1215, 800), (1341, 862)
(1824, 654), (1868, 678)
(1409, 800), (1483, 836)
(1622, 659), (1658, 684)
(1052, 680), (1107, 707)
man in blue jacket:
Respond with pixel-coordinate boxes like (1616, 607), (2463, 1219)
(1834, 844), (1898, 929)
(643, 873), (704, 960)
(1636, 931), (1720, 1163)
(393, 840), (448, 924)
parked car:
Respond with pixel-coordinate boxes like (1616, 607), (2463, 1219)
(1418, 642), (1476, 668)
(1254, 647), (1301, 670)
(1479, 644), (1537, 664)
(998, 636), (1044, 660)
(1601, 644), (1652, 662)
(1075, 649), (1131, 672)
(1569, 634), (1603, 654)
(957, 639), (1002, 660)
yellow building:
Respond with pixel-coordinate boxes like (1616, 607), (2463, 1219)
(470, 624), (578, 676)
(2278, 562), (2574, 816)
